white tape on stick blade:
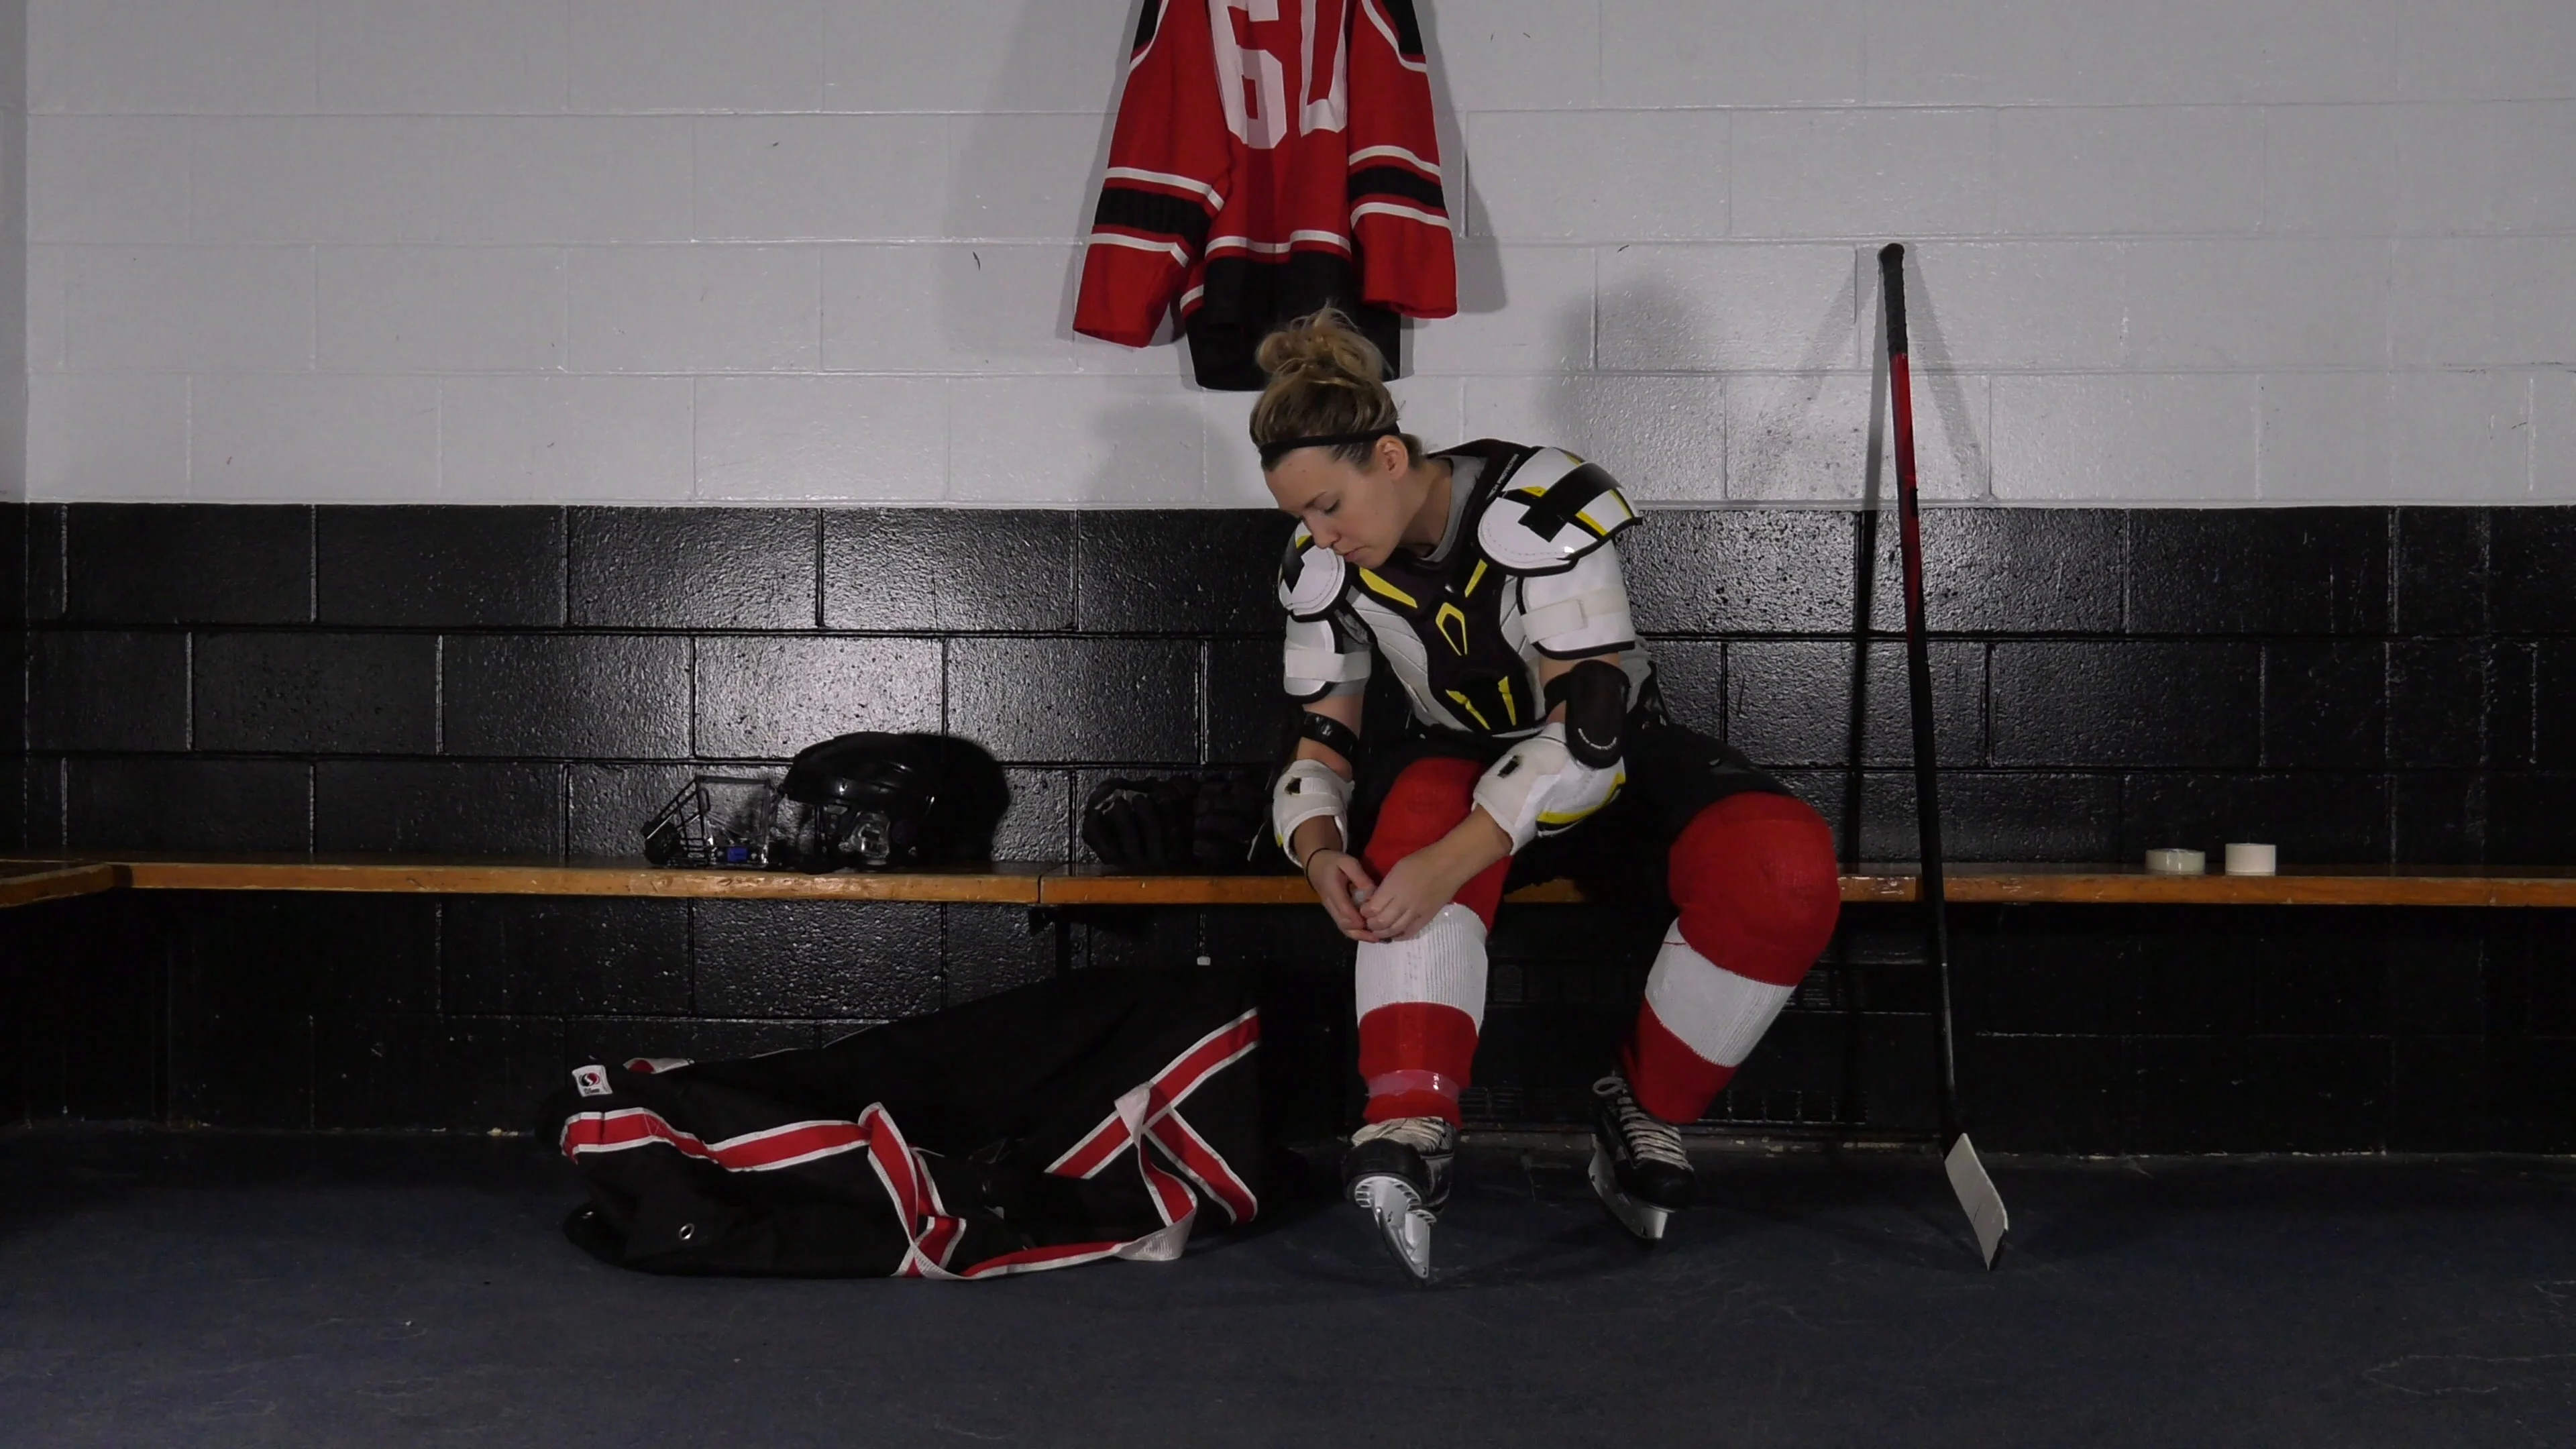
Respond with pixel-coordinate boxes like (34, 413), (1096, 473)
(1945, 1134), (2009, 1269)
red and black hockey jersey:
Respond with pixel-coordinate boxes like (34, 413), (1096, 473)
(1075, 0), (1458, 389)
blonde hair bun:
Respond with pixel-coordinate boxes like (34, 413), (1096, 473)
(1254, 306), (1387, 388)
(1249, 307), (1421, 469)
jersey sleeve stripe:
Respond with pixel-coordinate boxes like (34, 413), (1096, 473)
(1362, 0), (1430, 68)
(1086, 231), (1191, 265)
(1091, 187), (1213, 252)
(1350, 200), (1452, 231)
(1348, 144), (1441, 179)
(1209, 233), (1354, 257)
(1104, 166), (1224, 209)
(1129, 0), (1169, 54)
(1349, 165), (1446, 213)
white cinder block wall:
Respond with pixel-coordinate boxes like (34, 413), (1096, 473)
(21, 0), (2576, 507)
(0, 0), (23, 502)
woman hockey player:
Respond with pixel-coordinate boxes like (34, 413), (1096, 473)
(1255, 309), (1843, 1282)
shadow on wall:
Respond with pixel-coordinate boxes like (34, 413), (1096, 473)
(1415, 1), (1491, 319)
(1556, 251), (1865, 500)
(926, 0), (1204, 503)
(1047, 0), (1185, 359)
(1553, 247), (1991, 505)
(1725, 254), (1864, 503)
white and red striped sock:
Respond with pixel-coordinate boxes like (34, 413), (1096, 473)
(1354, 903), (1488, 1124)
(1621, 920), (1796, 1124)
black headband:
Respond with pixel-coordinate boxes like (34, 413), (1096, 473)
(1256, 429), (1401, 470)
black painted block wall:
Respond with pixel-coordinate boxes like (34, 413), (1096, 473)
(1, 500), (19, 851)
(11, 501), (2576, 1149)
(23, 502), (2576, 867)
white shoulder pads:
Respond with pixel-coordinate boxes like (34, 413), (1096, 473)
(1518, 544), (1638, 659)
(1475, 449), (1639, 575)
(1277, 528), (1350, 621)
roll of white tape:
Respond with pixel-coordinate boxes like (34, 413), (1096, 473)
(2224, 843), (2276, 876)
(2145, 848), (2206, 875)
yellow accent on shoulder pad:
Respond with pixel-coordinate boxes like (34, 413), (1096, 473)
(1358, 570), (1419, 609)
(1434, 602), (1468, 655)
(1444, 689), (1493, 731)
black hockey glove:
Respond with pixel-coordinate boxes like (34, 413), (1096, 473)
(1081, 777), (1199, 869)
(1189, 771), (1271, 872)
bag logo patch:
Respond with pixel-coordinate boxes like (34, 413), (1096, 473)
(572, 1064), (613, 1098)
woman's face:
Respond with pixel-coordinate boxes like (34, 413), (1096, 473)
(1264, 437), (1411, 570)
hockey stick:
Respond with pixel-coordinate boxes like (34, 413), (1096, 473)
(1878, 243), (2008, 1270)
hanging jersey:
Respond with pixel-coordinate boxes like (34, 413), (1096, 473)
(1075, 0), (1458, 390)
(1278, 441), (1648, 739)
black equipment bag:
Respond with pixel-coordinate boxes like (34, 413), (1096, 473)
(540, 968), (1263, 1279)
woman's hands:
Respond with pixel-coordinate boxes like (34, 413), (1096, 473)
(1305, 848), (1386, 943)
(1352, 809), (1513, 942)
(1305, 844), (1462, 943)
(1357, 849), (1458, 941)
(1296, 790), (1511, 943)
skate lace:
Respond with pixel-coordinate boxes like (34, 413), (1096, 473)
(1595, 1076), (1690, 1170)
(1352, 1116), (1452, 1155)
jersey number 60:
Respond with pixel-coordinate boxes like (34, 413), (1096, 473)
(1215, 0), (1350, 148)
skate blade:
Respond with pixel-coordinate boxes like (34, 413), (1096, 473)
(1350, 1174), (1436, 1284)
(1587, 1144), (1670, 1244)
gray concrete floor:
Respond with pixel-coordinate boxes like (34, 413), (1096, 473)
(3, 1128), (2573, 1446)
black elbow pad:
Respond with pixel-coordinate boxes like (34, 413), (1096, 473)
(1546, 659), (1629, 767)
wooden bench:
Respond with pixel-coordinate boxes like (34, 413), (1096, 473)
(0, 863), (120, 910)
(7, 855), (2576, 909)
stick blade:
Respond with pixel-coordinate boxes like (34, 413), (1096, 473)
(1943, 1133), (2009, 1269)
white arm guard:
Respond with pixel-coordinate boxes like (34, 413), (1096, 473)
(1471, 722), (1624, 854)
(1272, 758), (1353, 867)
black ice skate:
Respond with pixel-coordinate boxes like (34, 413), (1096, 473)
(1590, 1072), (1695, 1244)
(1342, 1116), (1455, 1284)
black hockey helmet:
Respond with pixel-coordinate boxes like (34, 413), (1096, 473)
(771, 733), (1008, 872)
